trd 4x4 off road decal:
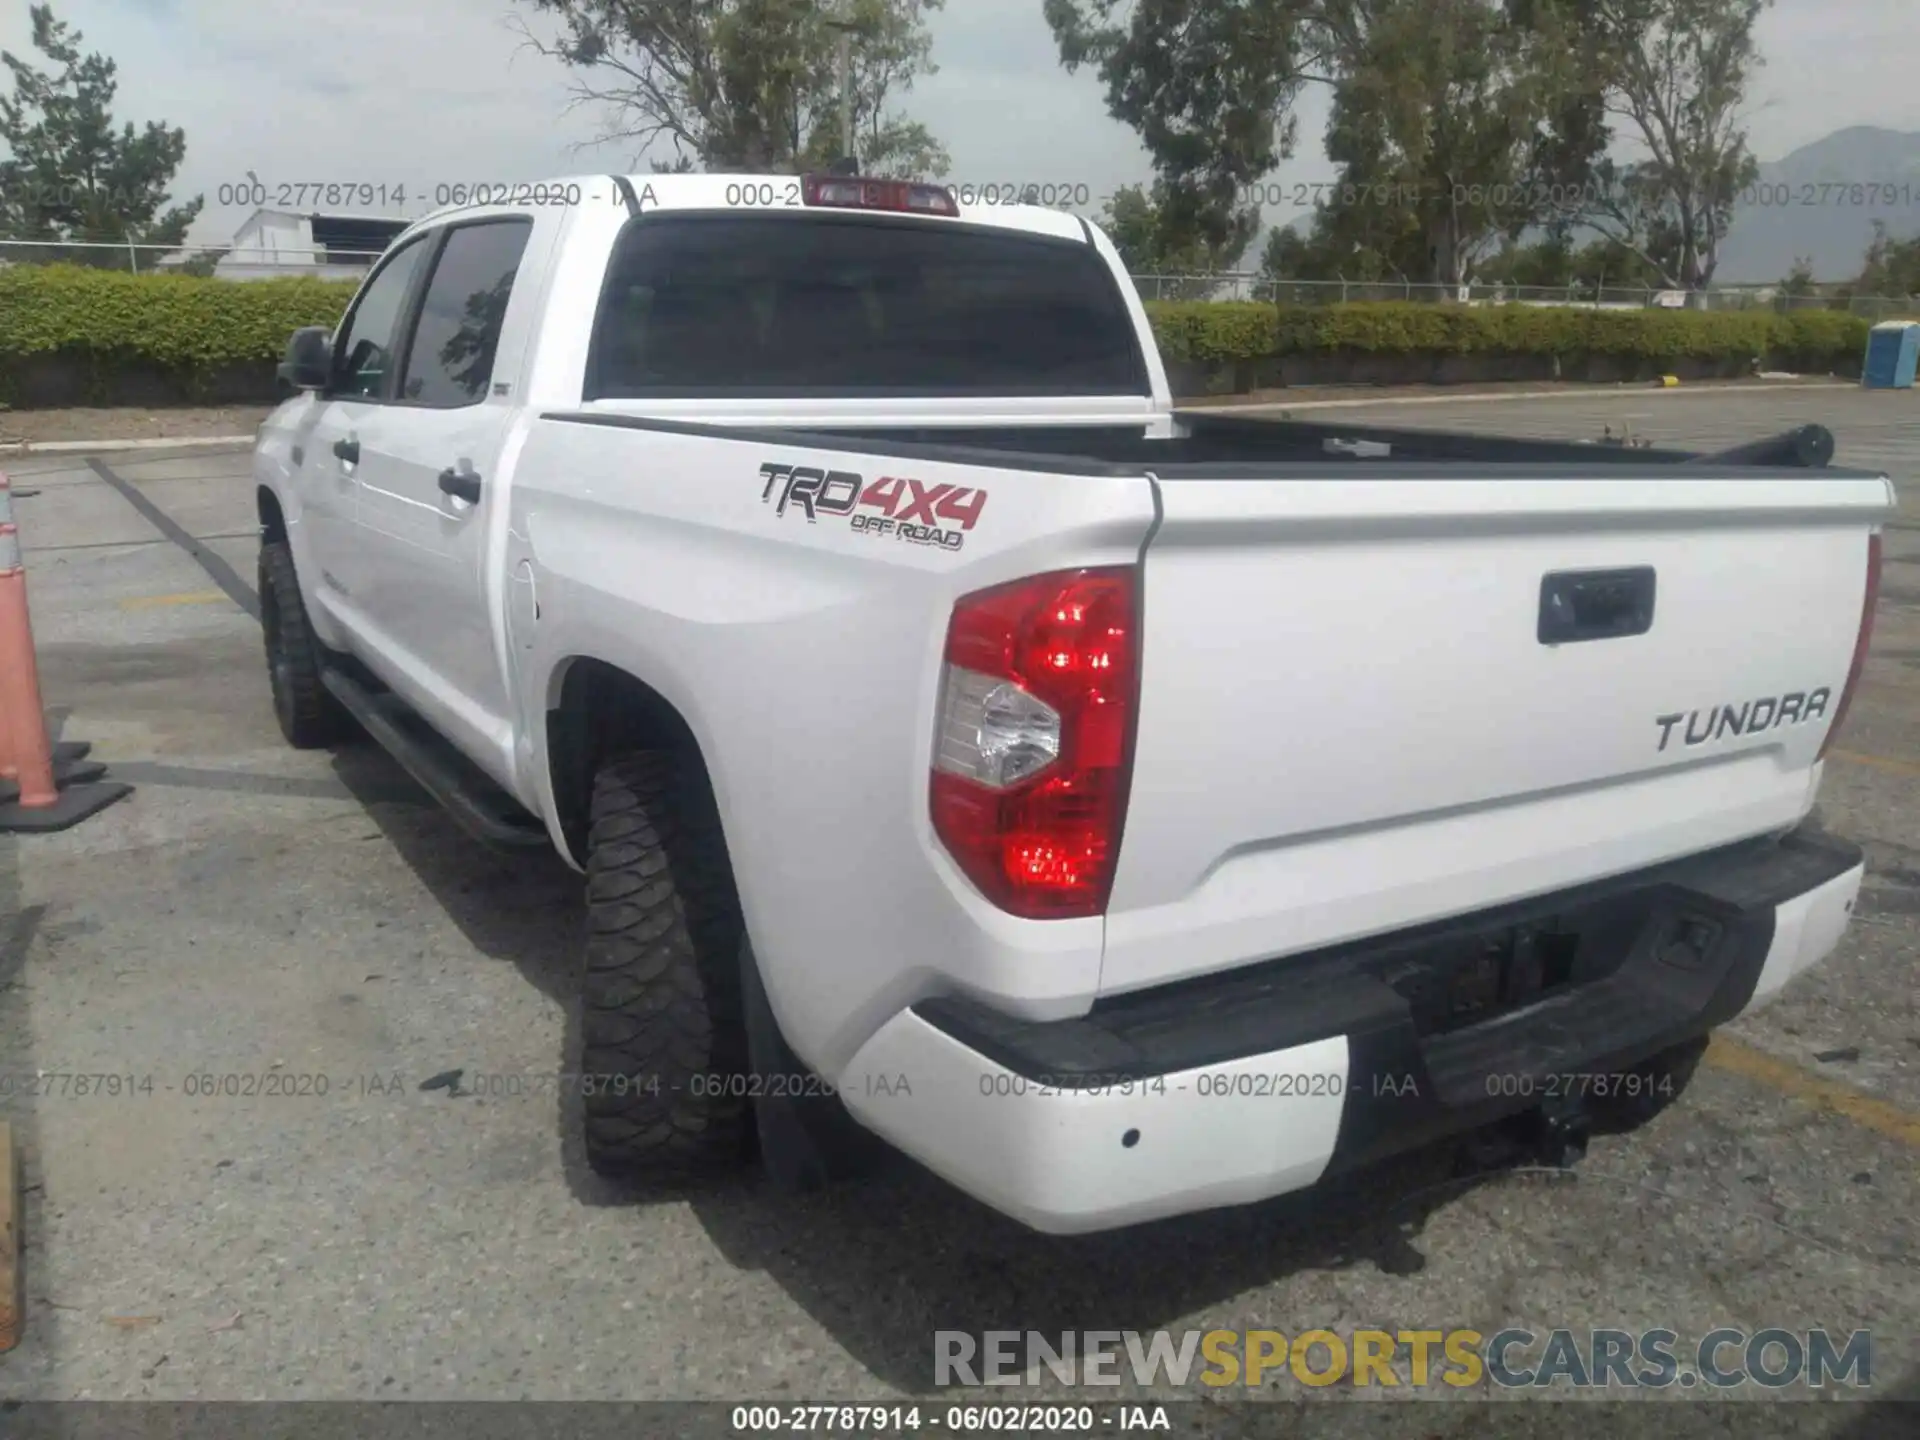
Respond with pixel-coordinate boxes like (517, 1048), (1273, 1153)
(759, 461), (988, 552)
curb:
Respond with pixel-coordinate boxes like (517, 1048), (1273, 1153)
(1195, 380), (1859, 412)
(0, 435), (254, 454)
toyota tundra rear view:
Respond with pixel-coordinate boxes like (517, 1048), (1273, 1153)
(251, 170), (1894, 1234)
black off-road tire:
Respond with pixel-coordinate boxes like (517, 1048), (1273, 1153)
(579, 751), (753, 1183)
(259, 541), (349, 749)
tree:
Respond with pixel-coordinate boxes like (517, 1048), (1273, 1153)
(512, 0), (948, 178)
(1047, 0), (1767, 293)
(175, 247), (224, 278)
(1475, 232), (1669, 291)
(1044, 0), (1314, 262)
(1256, 203), (1425, 285)
(1777, 255), (1816, 297)
(1476, 231), (1581, 287)
(0, 3), (203, 269)
(1853, 221), (1920, 298)
(1576, 0), (1768, 290)
(1101, 183), (1256, 295)
(1313, 0), (1609, 286)
(1046, 0), (1609, 288)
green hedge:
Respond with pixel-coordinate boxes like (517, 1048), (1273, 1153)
(0, 264), (357, 374)
(1144, 299), (1876, 368)
(0, 264), (1882, 386)
(1141, 301), (1280, 363)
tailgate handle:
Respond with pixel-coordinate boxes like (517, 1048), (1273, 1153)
(1538, 567), (1656, 644)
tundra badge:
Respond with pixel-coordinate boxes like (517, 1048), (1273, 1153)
(1655, 689), (1831, 752)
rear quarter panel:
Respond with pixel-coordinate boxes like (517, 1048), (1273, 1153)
(507, 415), (1157, 1076)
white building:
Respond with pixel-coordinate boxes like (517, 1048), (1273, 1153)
(158, 208), (410, 281)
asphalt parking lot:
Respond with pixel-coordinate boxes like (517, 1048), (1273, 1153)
(0, 384), (1914, 1430)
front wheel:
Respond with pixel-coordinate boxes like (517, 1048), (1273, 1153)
(258, 541), (349, 749)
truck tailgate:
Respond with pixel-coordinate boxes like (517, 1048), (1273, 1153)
(1101, 470), (1893, 996)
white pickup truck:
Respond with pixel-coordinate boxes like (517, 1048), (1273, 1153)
(253, 171), (1891, 1235)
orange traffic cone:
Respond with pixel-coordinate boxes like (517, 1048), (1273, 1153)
(0, 471), (131, 832)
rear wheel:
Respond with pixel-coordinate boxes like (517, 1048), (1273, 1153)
(259, 541), (348, 749)
(578, 751), (753, 1182)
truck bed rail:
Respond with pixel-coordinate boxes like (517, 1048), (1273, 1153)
(1177, 412), (1840, 470)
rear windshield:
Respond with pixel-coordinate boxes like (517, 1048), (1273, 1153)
(584, 212), (1150, 399)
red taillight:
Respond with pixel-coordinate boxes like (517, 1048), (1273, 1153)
(801, 173), (960, 217)
(930, 568), (1138, 919)
(1817, 532), (1883, 761)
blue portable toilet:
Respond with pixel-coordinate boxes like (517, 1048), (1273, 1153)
(1862, 320), (1920, 389)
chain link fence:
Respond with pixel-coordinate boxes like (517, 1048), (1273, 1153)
(4, 239), (1917, 318)
(0, 237), (387, 280)
(1128, 271), (1920, 318)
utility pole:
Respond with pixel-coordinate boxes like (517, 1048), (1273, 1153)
(826, 0), (856, 164)
(838, 28), (852, 159)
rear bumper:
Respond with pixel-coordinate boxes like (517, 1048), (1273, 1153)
(837, 826), (1864, 1234)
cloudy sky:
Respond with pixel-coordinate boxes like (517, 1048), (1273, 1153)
(3, 0), (1917, 247)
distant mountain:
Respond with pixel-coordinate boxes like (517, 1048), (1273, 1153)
(1716, 126), (1920, 283)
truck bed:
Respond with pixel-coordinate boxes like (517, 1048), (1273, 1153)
(540, 402), (1890, 1002)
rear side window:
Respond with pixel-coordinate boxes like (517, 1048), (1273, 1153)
(400, 219), (534, 406)
(586, 213), (1149, 398)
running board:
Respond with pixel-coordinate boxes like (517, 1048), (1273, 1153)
(320, 665), (549, 851)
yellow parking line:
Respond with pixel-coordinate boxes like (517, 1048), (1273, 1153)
(117, 590), (230, 611)
(1830, 749), (1920, 779)
(1705, 1036), (1920, 1150)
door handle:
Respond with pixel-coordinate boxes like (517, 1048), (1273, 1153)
(438, 467), (482, 504)
(332, 437), (360, 465)
(1538, 567), (1657, 644)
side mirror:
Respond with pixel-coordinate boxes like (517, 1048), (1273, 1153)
(277, 327), (333, 391)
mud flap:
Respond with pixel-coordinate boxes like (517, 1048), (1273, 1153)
(739, 938), (886, 1192)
